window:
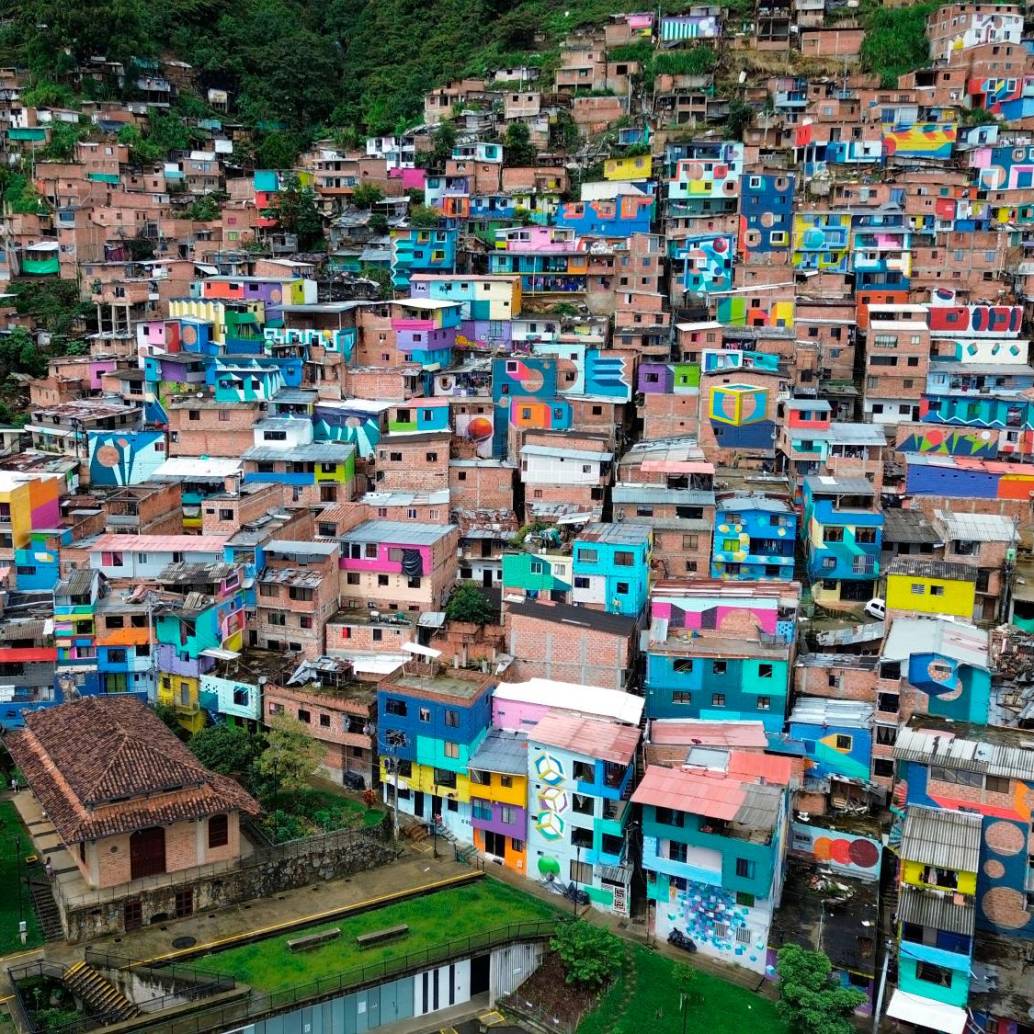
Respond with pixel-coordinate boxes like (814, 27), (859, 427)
(824, 527), (844, 543)
(736, 891), (755, 908)
(876, 725), (897, 746)
(573, 793), (594, 815)
(208, 814), (228, 849)
(930, 585), (944, 597)
(570, 859), (593, 885)
(673, 659), (694, 673)
(445, 710), (459, 727)
(757, 696), (771, 710)
(711, 694), (726, 707)
(916, 962), (952, 988)
(712, 661), (727, 675)
(232, 686), (249, 707)
(986, 775), (1011, 794)
(573, 760), (594, 782)
(385, 699), (408, 717)
(419, 707), (431, 722)
(735, 858), (755, 879)
(614, 551), (634, 567)
(444, 741), (459, 759)
(736, 926), (751, 944)
(668, 841), (688, 863)
(320, 714), (330, 728)
(297, 709), (311, 724)
(616, 582), (630, 595)
(911, 583), (926, 595)
(574, 576), (591, 589)
(835, 734), (853, 750)
(758, 664), (773, 679)
(579, 548), (598, 564)
(672, 691), (692, 704)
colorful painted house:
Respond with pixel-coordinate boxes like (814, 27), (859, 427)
(468, 729), (529, 875)
(488, 227), (588, 295)
(669, 234), (735, 295)
(802, 476), (883, 608)
(891, 805), (981, 1029)
(792, 212), (851, 273)
(787, 698), (874, 787)
(390, 298), (462, 370)
(711, 497), (796, 581)
(501, 549), (573, 604)
(554, 193), (655, 237)
(390, 227), (458, 290)
(377, 665), (495, 839)
(880, 617), (991, 728)
(739, 173), (794, 258)
(885, 558), (978, 622)
(571, 522), (651, 617)
(0, 472), (63, 552)
(634, 751), (793, 974)
(527, 711), (640, 915)
(52, 568), (103, 698)
(644, 581), (798, 732)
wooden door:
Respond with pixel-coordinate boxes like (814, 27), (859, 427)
(129, 826), (166, 880)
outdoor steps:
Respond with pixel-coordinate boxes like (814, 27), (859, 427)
(63, 961), (142, 1022)
(27, 876), (64, 942)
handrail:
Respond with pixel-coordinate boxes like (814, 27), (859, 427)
(131, 918), (558, 1034)
(83, 949), (237, 991)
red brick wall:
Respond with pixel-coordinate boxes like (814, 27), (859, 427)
(450, 463), (516, 512)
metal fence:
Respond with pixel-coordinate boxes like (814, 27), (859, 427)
(7, 952), (239, 1034)
(132, 918), (559, 1034)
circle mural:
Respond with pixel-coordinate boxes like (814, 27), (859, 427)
(986, 819), (1026, 856)
(984, 859), (1005, 879)
(982, 886), (1031, 930)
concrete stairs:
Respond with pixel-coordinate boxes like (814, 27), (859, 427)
(62, 961), (141, 1022)
(27, 876), (64, 942)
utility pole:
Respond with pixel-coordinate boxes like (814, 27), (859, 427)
(872, 938), (893, 1034)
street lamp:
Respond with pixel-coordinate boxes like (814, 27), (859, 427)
(384, 730), (408, 850)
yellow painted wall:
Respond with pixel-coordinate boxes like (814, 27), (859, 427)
(380, 757), (475, 803)
(886, 574), (975, 619)
(902, 859), (977, 896)
(604, 155), (652, 180)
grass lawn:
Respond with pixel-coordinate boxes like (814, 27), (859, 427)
(197, 878), (559, 992)
(0, 800), (43, 955)
(578, 944), (786, 1034)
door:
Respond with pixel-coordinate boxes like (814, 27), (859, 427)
(130, 826), (166, 880)
(482, 569), (493, 588)
(470, 954), (490, 996)
(123, 899), (142, 932)
(413, 791), (425, 819)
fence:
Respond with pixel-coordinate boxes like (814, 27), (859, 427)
(7, 952), (239, 1034)
(130, 919), (559, 1034)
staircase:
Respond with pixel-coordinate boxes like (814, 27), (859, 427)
(27, 876), (63, 943)
(63, 962), (141, 1022)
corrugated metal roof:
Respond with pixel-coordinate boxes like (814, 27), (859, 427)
(789, 698), (873, 728)
(611, 484), (715, 506)
(882, 509), (940, 545)
(495, 678), (644, 725)
(244, 444), (356, 463)
(90, 534), (228, 553)
(887, 557), (978, 582)
(341, 520), (456, 546)
(897, 885), (975, 936)
(901, 805), (982, 872)
(893, 726), (1034, 781)
(632, 764), (746, 820)
(882, 618), (988, 669)
(826, 422), (888, 446)
(530, 711), (640, 765)
(55, 569), (97, 597)
(933, 510), (1018, 544)
(648, 719), (768, 749)
(469, 729), (527, 776)
(521, 445), (614, 462)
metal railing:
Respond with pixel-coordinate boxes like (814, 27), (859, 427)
(131, 919), (558, 1034)
(83, 950), (237, 992)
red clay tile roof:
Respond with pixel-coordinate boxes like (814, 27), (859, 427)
(6, 696), (259, 844)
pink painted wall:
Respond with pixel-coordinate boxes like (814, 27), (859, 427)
(339, 542), (432, 574)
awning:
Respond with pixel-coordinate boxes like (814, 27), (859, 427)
(403, 641), (442, 659)
(886, 990), (968, 1034)
(201, 647), (240, 661)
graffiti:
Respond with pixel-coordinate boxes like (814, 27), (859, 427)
(790, 822), (881, 879)
(669, 145), (744, 201)
(88, 431), (166, 487)
(709, 383), (768, 426)
(716, 297), (794, 329)
(883, 124), (957, 160)
(454, 411), (494, 458)
(671, 234), (735, 294)
(898, 428), (997, 457)
(313, 403), (383, 457)
(928, 303), (1023, 336)
(792, 214), (851, 273)
(665, 878), (767, 968)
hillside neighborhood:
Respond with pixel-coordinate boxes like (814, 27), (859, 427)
(0, 2), (1033, 1033)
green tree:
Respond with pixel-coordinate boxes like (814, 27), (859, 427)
(0, 328), (48, 379)
(189, 723), (266, 786)
(255, 715), (323, 795)
(153, 702), (184, 735)
(429, 121), (457, 169)
(775, 945), (867, 1034)
(446, 582), (495, 625)
(409, 204), (440, 228)
(40, 122), (87, 162)
(254, 129), (308, 170)
(359, 264), (392, 298)
(550, 921), (623, 989)
(725, 100), (754, 142)
(351, 183), (385, 209)
(503, 121), (536, 167)
(860, 2), (940, 87)
(268, 175), (324, 249)
(185, 194), (222, 221)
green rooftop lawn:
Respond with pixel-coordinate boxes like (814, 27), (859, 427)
(196, 877), (558, 993)
(0, 800), (43, 955)
(578, 944), (787, 1034)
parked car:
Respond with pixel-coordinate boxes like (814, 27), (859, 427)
(864, 597), (886, 620)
